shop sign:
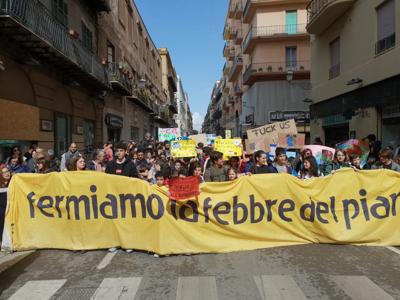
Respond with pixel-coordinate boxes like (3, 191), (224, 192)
(269, 111), (310, 124)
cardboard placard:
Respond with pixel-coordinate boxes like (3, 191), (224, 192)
(247, 119), (297, 141)
(278, 133), (305, 149)
(189, 134), (207, 146)
(244, 138), (271, 154)
(171, 140), (197, 158)
(159, 128), (181, 142)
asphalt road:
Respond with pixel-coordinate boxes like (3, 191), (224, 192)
(0, 245), (400, 300)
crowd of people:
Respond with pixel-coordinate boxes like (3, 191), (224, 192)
(0, 133), (399, 249)
(1, 134), (400, 188)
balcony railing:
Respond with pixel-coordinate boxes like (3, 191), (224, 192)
(108, 63), (133, 95)
(375, 33), (396, 55)
(234, 1), (243, 18)
(307, 0), (331, 23)
(243, 23), (307, 51)
(243, 61), (310, 84)
(228, 56), (243, 81)
(0, 0), (108, 87)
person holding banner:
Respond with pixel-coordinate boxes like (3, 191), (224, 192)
(0, 166), (11, 248)
(204, 151), (228, 182)
(106, 142), (138, 178)
(323, 150), (351, 175)
(249, 151), (270, 175)
(372, 148), (400, 172)
(299, 156), (320, 179)
(226, 167), (238, 181)
(268, 148), (293, 174)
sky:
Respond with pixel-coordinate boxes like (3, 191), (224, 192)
(135, 0), (228, 131)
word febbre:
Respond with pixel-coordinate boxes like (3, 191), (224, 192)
(5, 170), (400, 254)
(247, 119), (297, 141)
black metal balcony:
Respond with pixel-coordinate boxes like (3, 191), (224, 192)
(108, 63), (133, 96)
(83, 0), (110, 12)
(169, 97), (178, 114)
(0, 0), (109, 89)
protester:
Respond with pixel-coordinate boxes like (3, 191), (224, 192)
(299, 156), (320, 179)
(226, 167), (238, 181)
(7, 154), (29, 174)
(0, 166), (11, 188)
(349, 153), (362, 170)
(295, 148), (313, 173)
(371, 148), (400, 171)
(191, 162), (204, 183)
(47, 149), (60, 172)
(204, 151), (228, 182)
(323, 150), (351, 175)
(88, 149), (106, 172)
(249, 150), (269, 174)
(105, 142), (138, 178)
(268, 148), (292, 174)
(60, 143), (80, 171)
(104, 143), (114, 163)
(68, 156), (86, 171)
(138, 163), (152, 183)
(24, 144), (37, 161)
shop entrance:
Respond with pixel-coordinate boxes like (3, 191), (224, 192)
(324, 124), (349, 147)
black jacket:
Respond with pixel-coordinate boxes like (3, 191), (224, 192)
(105, 158), (138, 178)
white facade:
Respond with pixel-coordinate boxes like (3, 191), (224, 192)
(175, 76), (193, 136)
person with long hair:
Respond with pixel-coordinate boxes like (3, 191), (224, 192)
(249, 150), (269, 174)
(68, 156), (86, 171)
(226, 167), (238, 181)
(299, 156), (320, 179)
(7, 154), (29, 174)
(323, 149), (351, 175)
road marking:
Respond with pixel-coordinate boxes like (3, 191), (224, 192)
(90, 277), (142, 300)
(176, 276), (218, 300)
(254, 275), (307, 300)
(96, 252), (117, 270)
(8, 280), (67, 300)
(386, 246), (400, 255)
(332, 276), (394, 300)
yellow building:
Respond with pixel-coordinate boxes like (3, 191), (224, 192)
(307, 0), (400, 147)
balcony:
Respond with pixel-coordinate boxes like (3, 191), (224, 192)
(243, 61), (310, 86)
(128, 89), (153, 112)
(83, 0), (111, 12)
(228, 1), (235, 18)
(234, 1), (243, 19)
(375, 33), (396, 55)
(223, 24), (235, 40)
(243, 24), (308, 54)
(244, 0), (304, 23)
(223, 42), (235, 60)
(108, 63), (133, 96)
(223, 63), (231, 76)
(228, 56), (243, 82)
(0, 0), (109, 89)
(233, 27), (243, 45)
(307, 0), (356, 35)
(169, 97), (178, 114)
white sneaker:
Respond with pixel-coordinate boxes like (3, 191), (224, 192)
(153, 253), (159, 258)
(125, 249), (133, 253)
(108, 247), (118, 253)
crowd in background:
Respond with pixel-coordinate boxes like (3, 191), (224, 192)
(0, 133), (399, 189)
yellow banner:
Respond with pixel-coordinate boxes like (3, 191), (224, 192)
(5, 169), (400, 254)
(171, 140), (197, 158)
(214, 138), (243, 159)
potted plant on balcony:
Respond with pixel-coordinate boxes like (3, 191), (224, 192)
(300, 65), (305, 70)
(278, 66), (283, 72)
(267, 65), (272, 72)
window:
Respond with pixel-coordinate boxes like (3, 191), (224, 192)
(376, 0), (395, 54)
(107, 41), (115, 63)
(329, 37), (340, 79)
(285, 11), (298, 34)
(285, 46), (297, 69)
(131, 126), (139, 141)
(52, 0), (68, 27)
(81, 22), (93, 52)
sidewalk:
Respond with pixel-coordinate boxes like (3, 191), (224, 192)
(0, 250), (35, 273)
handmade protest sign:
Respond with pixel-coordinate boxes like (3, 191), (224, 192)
(159, 128), (181, 142)
(304, 145), (335, 166)
(225, 130), (232, 139)
(278, 134), (305, 149)
(169, 176), (200, 200)
(5, 169), (400, 254)
(214, 138), (243, 159)
(206, 134), (217, 146)
(337, 139), (370, 167)
(189, 134), (207, 146)
(245, 138), (271, 154)
(247, 119), (297, 141)
(171, 140), (197, 158)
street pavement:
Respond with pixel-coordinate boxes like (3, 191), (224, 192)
(0, 245), (400, 299)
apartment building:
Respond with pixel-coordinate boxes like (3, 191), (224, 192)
(202, 80), (224, 135)
(0, 0), (111, 158)
(175, 76), (193, 136)
(218, 0), (312, 139)
(307, 0), (400, 148)
(159, 47), (178, 127)
(98, 0), (169, 143)
(0, 0), (175, 159)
